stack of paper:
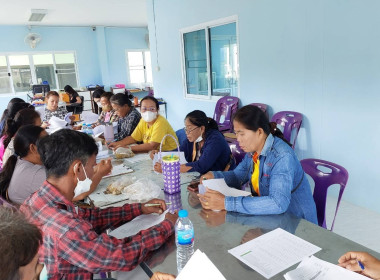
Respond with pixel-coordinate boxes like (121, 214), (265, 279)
(284, 256), (371, 280)
(109, 210), (168, 238)
(200, 178), (251, 197)
(176, 249), (226, 280)
(228, 228), (321, 279)
(103, 164), (133, 178)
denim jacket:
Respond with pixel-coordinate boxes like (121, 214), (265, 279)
(212, 134), (318, 224)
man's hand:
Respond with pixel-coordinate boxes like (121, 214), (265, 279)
(150, 272), (176, 280)
(165, 212), (178, 225)
(141, 199), (168, 215)
(94, 158), (112, 177)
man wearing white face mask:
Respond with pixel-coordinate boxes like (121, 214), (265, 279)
(21, 129), (178, 280)
(109, 96), (178, 153)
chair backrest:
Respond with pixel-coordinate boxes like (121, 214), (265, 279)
(213, 96), (239, 132)
(229, 140), (246, 165)
(175, 128), (187, 147)
(250, 103), (269, 119)
(271, 111), (303, 149)
(300, 158), (349, 231)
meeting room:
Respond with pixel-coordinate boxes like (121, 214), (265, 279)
(1, 1), (380, 280)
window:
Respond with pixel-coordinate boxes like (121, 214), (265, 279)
(0, 52), (79, 95)
(126, 50), (153, 87)
(181, 18), (239, 99)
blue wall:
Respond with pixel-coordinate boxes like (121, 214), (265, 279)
(146, 0), (380, 213)
(0, 25), (148, 110)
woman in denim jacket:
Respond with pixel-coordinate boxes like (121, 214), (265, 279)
(198, 105), (317, 224)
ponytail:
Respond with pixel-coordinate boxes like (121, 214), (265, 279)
(206, 117), (219, 131)
(269, 122), (292, 147)
(0, 155), (17, 200)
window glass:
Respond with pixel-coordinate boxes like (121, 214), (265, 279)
(0, 56), (12, 94)
(33, 54), (57, 89)
(209, 22), (238, 97)
(9, 55), (32, 93)
(144, 52), (153, 84)
(54, 53), (78, 89)
(183, 29), (208, 96)
(127, 51), (153, 86)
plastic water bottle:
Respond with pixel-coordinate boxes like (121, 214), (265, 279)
(87, 124), (93, 137)
(82, 123), (88, 134)
(175, 209), (194, 273)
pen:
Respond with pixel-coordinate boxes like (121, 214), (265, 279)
(145, 202), (172, 207)
(358, 260), (365, 270)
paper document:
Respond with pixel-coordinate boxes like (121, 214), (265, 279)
(202, 178), (251, 197)
(176, 249), (226, 280)
(93, 125), (105, 137)
(103, 164), (133, 178)
(109, 210), (168, 239)
(228, 228), (321, 279)
(284, 256), (371, 280)
(125, 153), (151, 163)
(49, 116), (67, 128)
(81, 111), (99, 124)
(88, 192), (129, 208)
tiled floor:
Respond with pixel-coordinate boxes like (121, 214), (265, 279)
(326, 196), (380, 253)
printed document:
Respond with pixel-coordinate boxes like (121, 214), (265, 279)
(228, 228), (321, 279)
(109, 210), (168, 239)
(284, 255), (371, 280)
(176, 249), (226, 280)
(201, 178), (251, 197)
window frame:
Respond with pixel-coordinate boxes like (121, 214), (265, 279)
(0, 51), (80, 96)
(180, 15), (240, 101)
(125, 49), (153, 87)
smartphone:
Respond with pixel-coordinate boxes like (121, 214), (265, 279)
(187, 179), (200, 192)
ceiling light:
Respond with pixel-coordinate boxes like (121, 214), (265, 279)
(28, 9), (48, 22)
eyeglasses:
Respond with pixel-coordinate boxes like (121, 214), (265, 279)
(141, 107), (157, 112)
(184, 126), (199, 134)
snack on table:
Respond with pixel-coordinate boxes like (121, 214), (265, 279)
(114, 147), (134, 159)
(104, 176), (136, 195)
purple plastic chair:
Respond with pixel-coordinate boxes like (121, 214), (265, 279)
(300, 158), (349, 231)
(271, 111), (303, 149)
(213, 96), (239, 132)
(229, 140), (246, 166)
(250, 103), (269, 119)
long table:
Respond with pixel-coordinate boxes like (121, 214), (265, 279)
(92, 156), (380, 279)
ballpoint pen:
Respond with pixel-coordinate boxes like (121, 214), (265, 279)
(358, 260), (365, 270)
(145, 202), (172, 207)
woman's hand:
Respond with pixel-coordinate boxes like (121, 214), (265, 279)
(197, 188), (226, 211)
(150, 272), (176, 280)
(200, 172), (214, 184)
(150, 149), (159, 160)
(141, 199), (167, 215)
(338, 251), (380, 279)
(154, 162), (163, 173)
(107, 141), (121, 150)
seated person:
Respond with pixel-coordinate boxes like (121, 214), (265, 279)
(2, 108), (42, 167)
(0, 102), (32, 167)
(43, 91), (75, 124)
(64, 85), (82, 105)
(109, 93), (141, 141)
(0, 125), (112, 205)
(339, 251), (380, 279)
(0, 97), (24, 135)
(154, 110), (235, 174)
(109, 96), (178, 153)
(198, 105), (318, 224)
(92, 87), (105, 114)
(0, 207), (43, 280)
(21, 129), (177, 279)
(92, 92), (119, 126)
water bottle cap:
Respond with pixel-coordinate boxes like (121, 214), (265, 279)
(178, 209), (188, 218)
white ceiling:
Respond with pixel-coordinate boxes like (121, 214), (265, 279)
(0, 0), (148, 27)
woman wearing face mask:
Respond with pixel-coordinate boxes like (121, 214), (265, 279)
(109, 93), (141, 141)
(198, 105), (318, 224)
(153, 110), (235, 174)
(92, 92), (119, 127)
(92, 88), (105, 114)
(109, 96), (178, 153)
(0, 125), (48, 205)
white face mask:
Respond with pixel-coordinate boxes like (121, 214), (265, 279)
(195, 135), (203, 143)
(73, 163), (92, 198)
(141, 111), (157, 122)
